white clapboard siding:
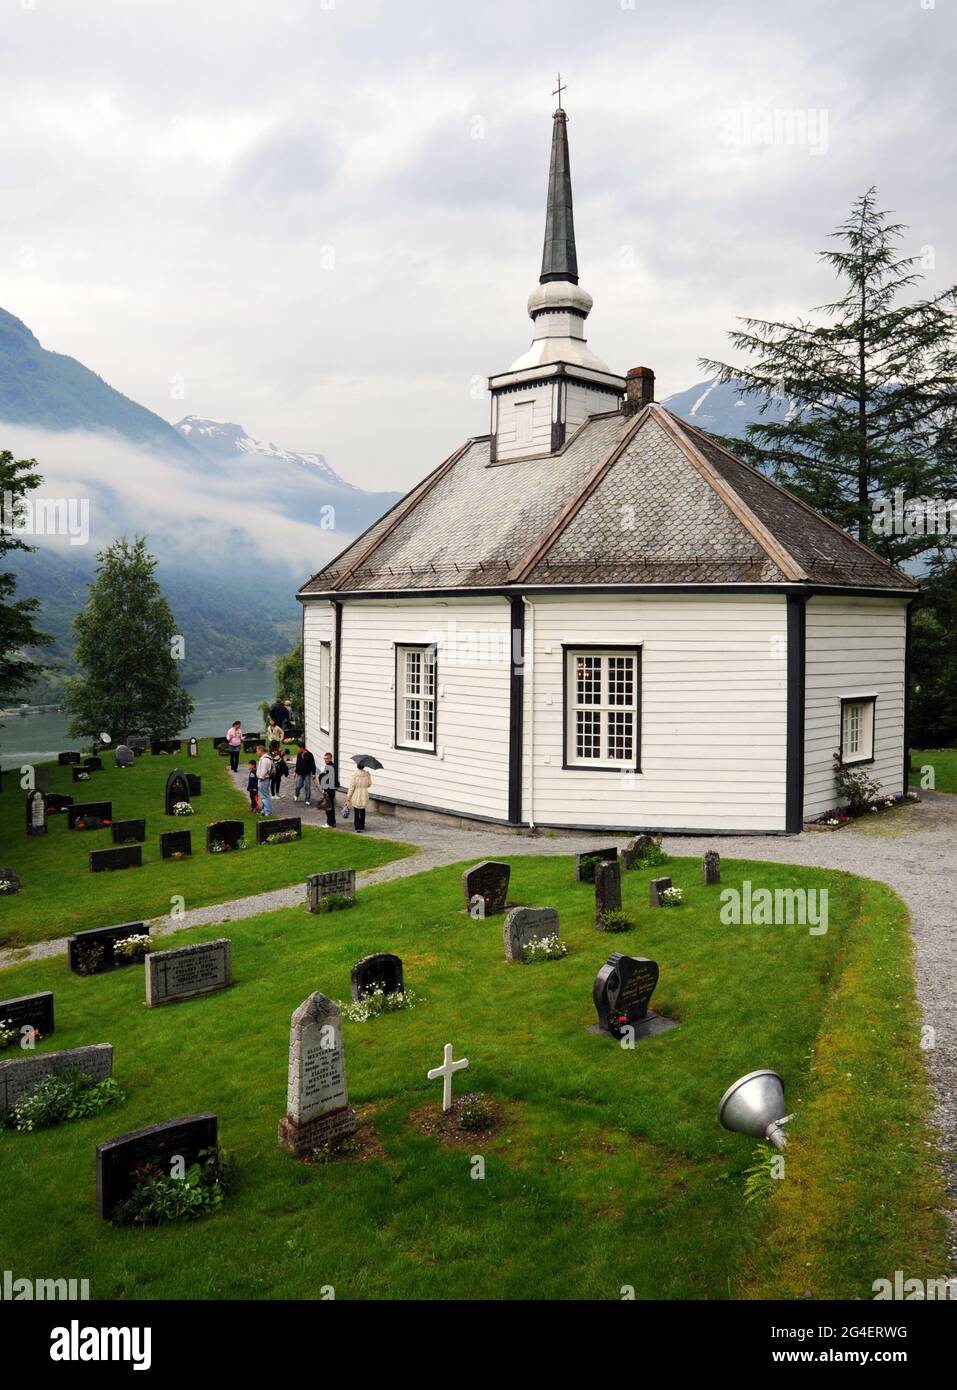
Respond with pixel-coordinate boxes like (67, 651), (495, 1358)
(494, 391), (554, 461)
(523, 593), (789, 831)
(804, 596), (908, 819)
(337, 598), (512, 819)
(564, 383), (617, 433)
(303, 601), (336, 758)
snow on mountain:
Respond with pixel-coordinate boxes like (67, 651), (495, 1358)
(176, 415), (354, 489)
(662, 377), (794, 439)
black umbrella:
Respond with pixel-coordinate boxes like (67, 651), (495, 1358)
(351, 753), (384, 770)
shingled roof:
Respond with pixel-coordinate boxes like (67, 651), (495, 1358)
(298, 404), (916, 597)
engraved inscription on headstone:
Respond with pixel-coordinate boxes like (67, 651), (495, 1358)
(503, 906), (560, 962)
(0, 990), (54, 1043)
(146, 939), (232, 1007)
(0, 1043), (112, 1115)
(96, 1113), (217, 1220)
(306, 869), (356, 911)
(462, 860), (510, 914)
(26, 789), (47, 838)
(278, 992), (357, 1158)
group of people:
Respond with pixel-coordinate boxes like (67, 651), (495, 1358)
(224, 709), (372, 831)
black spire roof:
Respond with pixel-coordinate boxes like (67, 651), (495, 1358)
(539, 108), (579, 285)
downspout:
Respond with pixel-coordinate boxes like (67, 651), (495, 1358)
(523, 596), (535, 828)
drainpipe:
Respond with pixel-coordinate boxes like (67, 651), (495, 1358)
(523, 596), (535, 828)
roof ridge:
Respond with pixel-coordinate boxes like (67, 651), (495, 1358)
(652, 406), (806, 582)
(672, 412), (918, 589)
(506, 410), (647, 583)
(297, 438), (476, 596)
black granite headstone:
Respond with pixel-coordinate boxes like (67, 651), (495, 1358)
(255, 816), (302, 845)
(25, 789), (47, 838)
(702, 850), (721, 885)
(96, 1113), (218, 1220)
(160, 830), (192, 859)
(44, 793), (73, 814)
(164, 768), (191, 815)
(83, 757), (103, 772)
(592, 953), (661, 1039)
(0, 990), (54, 1041)
(67, 802), (112, 830)
(186, 773), (202, 796)
(128, 737), (149, 754)
(595, 860), (623, 926)
(68, 921), (149, 975)
(90, 845), (142, 873)
(57, 752), (81, 765)
(649, 877), (673, 908)
(575, 847), (619, 883)
(72, 766), (94, 784)
(206, 820), (245, 852)
(111, 818), (146, 844)
(350, 953), (404, 1002)
(462, 860), (510, 914)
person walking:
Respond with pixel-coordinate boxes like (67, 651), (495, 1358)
(245, 759), (260, 811)
(226, 720), (243, 773)
(317, 751), (336, 827)
(270, 742), (289, 800)
(265, 717), (284, 748)
(255, 744), (273, 816)
(294, 740), (317, 807)
(269, 696), (289, 730)
(346, 763), (372, 833)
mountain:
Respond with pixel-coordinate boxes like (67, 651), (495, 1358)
(0, 308), (197, 459)
(662, 377), (794, 439)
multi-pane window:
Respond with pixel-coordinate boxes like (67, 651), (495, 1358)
(566, 648), (640, 768)
(841, 698), (875, 764)
(397, 645), (437, 751)
(319, 641), (331, 732)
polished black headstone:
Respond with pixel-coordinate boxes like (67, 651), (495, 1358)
(575, 847), (619, 883)
(255, 816), (302, 845)
(89, 845), (142, 873)
(68, 921), (149, 975)
(462, 860), (510, 914)
(164, 768), (191, 815)
(111, 818), (146, 844)
(67, 802), (112, 829)
(0, 990), (53, 1040)
(96, 1113), (218, 1220)
(160, 829), (192, 859)
(593, 953), (660, 1039)
(206, 820), (245, 852)
(350, 952), (404, 1002)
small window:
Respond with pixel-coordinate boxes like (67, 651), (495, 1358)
(396, 645), (437, 752)
(564, 647), (641, 769)
(319, 641), (331, 733)
(513, 400), (534, 446)
(840, 697), (876, 765)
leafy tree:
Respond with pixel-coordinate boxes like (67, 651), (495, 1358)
(910, 558), (957, 748)
(701, 188), (957, 568)
(62, 537), (193, 743)
(273, 638), (304, 719)
(0, 449), (52, 703)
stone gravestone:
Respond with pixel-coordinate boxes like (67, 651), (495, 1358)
(72, 766), (94, 784)
(278, 992), (357, 1158)
(25, 789), (47, 838)
(57, 752), (81, 765)
(67, 801), (112, 830)
(128, 737), (148, 754)
(462, 860), (510, 915)
(595, 860), (623, 927)
(350, 953), (404, 1002)
(0, 990), (54, 1043)
(0, 1043), (112, 1116)
(503, 906), (560, 963)
(96, 1113), (218, 1221)
(89, 845), (142, 874)
(0, 869), (21, 896)
(188, 737), (199, 758)
(186, 773), (202, 796)
(591, 953), (676, 1041)
(702, 850), (721, 885)
(44, 793), (73, 814)
(164, 768), (191, 815)
(307, 869), (356, 912)
(160, 830), (192, 859)
(68, 921), (149, 975)
(649, 876), (673, 908)
(146, 939), (232, 1007)
(112, 818), (146, 845)
(575, 847), (619, 883)
(83, 757), (103, 772)
(205, 820), (244, 853)
(114, 744), (135, 768)
(621, 834), (655, 871)
(255, 816), (302, 846)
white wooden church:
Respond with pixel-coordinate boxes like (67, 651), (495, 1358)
(299, 101), (916, 834)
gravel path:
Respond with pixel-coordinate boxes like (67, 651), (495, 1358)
(3, 775), (954, 1255)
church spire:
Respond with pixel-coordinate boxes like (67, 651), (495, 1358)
(540, 79), (579, 285)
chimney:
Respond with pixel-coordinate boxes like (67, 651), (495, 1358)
(623, 366), (655, 415)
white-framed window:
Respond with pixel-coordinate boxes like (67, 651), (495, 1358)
(840, 696), (876, 764)
(319, 641), (331, 732)
(396, 644), (437, 752)
(564, 647), (641, 769)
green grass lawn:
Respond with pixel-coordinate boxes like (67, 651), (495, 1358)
(0, 741), (414, 950)
(0, 852), (946, 1300)
(911, 748), (957, 794)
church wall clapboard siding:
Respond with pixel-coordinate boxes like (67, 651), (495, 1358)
(803, 596), (909, 820)
(303, 601), (336, 758)
(522, 592), (790, 831)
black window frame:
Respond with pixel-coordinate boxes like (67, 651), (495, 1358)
(839, 694), (877, 766)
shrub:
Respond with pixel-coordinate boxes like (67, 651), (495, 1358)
(314, 893), (357, 914)
(833, 752), (882, 815)
(659, 886), (684, 907)
(638, 835), (669, 867)
(3, 1070), (124, 1133)
(114, 933), (151, 962)
(454, 1093), (495, 1132)
(523, 934), (569, 963)
(110, 1147), (233, 1228)
(597, 909), (632, 933)
(342, 987), (418, 1023)
(74, 943), (106, 975)
(265, 830), (298, 844)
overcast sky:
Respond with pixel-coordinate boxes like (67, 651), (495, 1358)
(1, 0), (954, 492)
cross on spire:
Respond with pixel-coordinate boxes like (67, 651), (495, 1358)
(553, 72), (566, 109)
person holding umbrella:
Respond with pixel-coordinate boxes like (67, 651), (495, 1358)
(346, 753), (383, 833)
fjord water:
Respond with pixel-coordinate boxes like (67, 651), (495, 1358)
(0, 666), (273, 769)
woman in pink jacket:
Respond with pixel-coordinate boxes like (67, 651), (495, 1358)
(225, 720), (243, 773)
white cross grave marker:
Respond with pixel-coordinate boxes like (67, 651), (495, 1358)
(427, 1042), (469, 1112)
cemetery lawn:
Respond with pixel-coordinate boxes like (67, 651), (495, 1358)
(0, 741), (414, 950)
(0, 853), (948, 1300)
(910, 747), (957, 793)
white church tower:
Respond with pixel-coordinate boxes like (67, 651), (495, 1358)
(488, 89), (627, 462)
